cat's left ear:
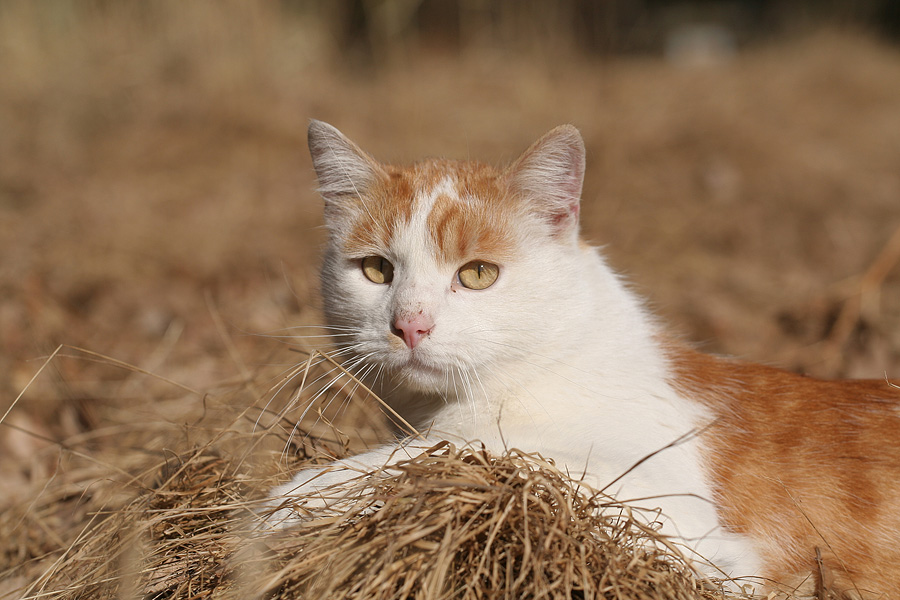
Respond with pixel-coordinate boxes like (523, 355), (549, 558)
(506, 125), (586, 240)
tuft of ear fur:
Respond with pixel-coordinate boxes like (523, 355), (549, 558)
(506, 125), (586, 239)
(308, 120), (386, 209)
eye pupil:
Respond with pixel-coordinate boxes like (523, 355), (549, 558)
(458, 260), (499, 290)
(362, 256), (394, 284)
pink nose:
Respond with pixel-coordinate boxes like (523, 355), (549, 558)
(392, 313), (434, 349)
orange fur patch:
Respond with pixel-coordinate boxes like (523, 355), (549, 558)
(665, 340), (900, 597)
(423, 160), (519, 266)
(344, 159), (522, 266)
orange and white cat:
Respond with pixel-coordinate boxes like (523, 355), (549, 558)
(268, 120), (900, 597)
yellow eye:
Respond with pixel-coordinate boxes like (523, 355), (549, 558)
(361, 256), (394, 284)
(458, 260), (499, 290)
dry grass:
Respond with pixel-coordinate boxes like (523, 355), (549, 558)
(2, 2), (900, 599)
(6, 409), (742, 600)
(2, 348), (747, 600)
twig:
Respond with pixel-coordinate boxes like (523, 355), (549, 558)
(822, 225), (900, 370)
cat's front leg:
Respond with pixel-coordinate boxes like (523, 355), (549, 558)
(261, 440), (432, 529)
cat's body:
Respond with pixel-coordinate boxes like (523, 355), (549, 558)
(268, 120), (900, 597)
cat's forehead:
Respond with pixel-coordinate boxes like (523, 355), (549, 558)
(344, 159), (521, 266)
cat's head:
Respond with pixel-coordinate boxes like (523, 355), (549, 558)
(307, 120), (588, 395)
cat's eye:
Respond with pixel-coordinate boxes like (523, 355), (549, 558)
(361, 256), (394, 284)
(458, 260), (499, 290)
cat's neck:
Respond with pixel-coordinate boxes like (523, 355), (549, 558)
(500, 244), (669, 386)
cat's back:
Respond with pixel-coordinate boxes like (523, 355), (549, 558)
(669, 344), (900, 595)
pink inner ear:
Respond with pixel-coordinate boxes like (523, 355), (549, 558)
(550, 201), (580, 230)
(556, 146), (585, 219)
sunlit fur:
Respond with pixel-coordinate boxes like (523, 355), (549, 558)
(268, 120), (900, 597)
(668, 346), (900, 595)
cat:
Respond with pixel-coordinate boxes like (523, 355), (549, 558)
(266, 119), (900, 597)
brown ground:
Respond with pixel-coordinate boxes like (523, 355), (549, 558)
(1, 3), (899, 598)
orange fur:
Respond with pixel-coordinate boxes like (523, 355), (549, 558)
(342, 165), (416, 256)
(345, 158), (522, 266)
(424, 161), (520, 266)
(667, 342), (900, 597)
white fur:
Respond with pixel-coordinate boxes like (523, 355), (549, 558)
(270, 122), (763, 588)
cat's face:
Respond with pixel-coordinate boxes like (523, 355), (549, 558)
(308, 121), (586, 396)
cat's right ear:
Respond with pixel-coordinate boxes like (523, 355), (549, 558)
(307, 120), (386, 210)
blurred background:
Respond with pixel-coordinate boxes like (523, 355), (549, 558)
(1, 0), (900, 498)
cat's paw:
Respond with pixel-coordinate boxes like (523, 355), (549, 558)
(256, 443), (423, 530)
(258, 465), (373, 530)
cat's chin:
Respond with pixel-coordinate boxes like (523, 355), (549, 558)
(391, 358), (450, 393)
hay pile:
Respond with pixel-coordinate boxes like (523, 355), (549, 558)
(247, 443), (729, 600)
